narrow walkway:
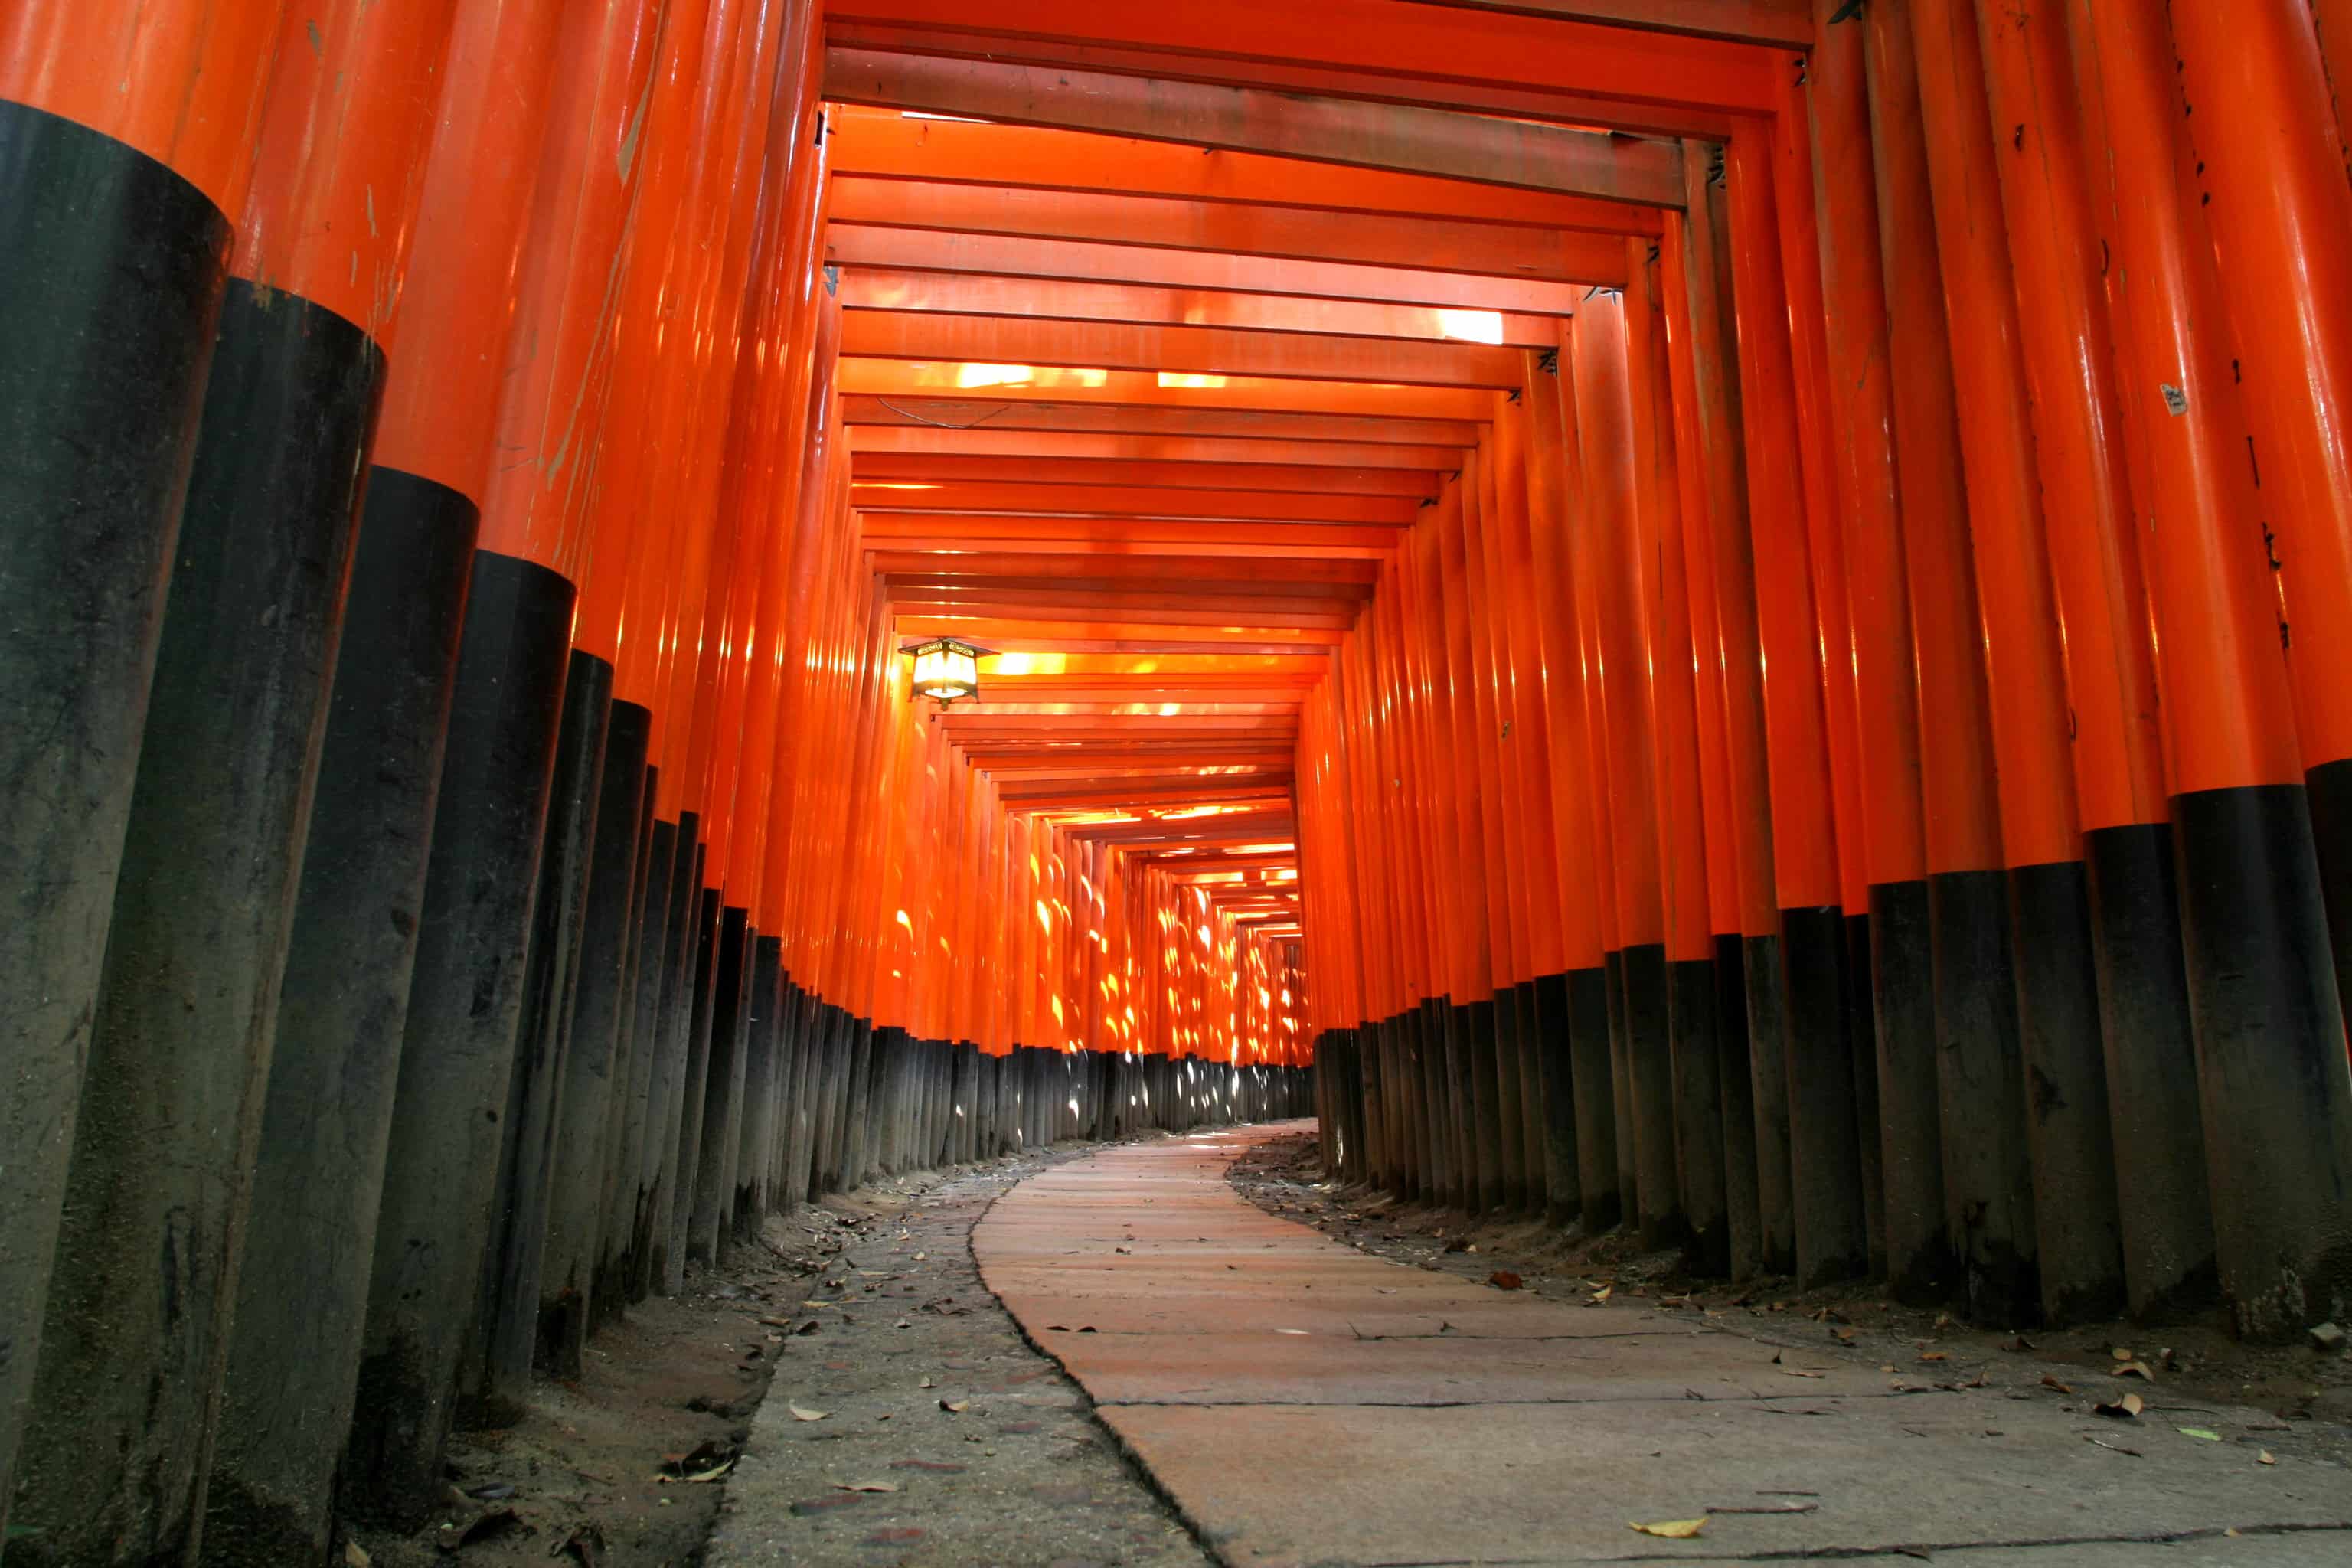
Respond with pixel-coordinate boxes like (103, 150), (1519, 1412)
(977, 1125), (2352, 1566)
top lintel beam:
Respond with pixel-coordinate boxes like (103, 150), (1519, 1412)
(1395, 0), (1809, 50)
(823, 48), (1684, 208)
(822, 0), (1780, 116)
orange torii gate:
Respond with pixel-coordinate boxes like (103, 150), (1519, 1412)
(5, 2), (2352, 1563)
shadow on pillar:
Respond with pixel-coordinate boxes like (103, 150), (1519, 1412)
(689, 910), (753, 1266)
(540, 700), (651, 1377)
(633, 826), (704, 1302)
(594, 794), (670, 1328)
(466, 651), (610, 1426)
(734, 936), (785, 1243)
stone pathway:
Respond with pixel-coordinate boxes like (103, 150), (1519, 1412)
(706, 1153), (1208, 1568)
(976, 1122), (2352, 1566)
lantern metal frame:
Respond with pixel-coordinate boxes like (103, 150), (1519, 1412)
(900, 635), (992, 707)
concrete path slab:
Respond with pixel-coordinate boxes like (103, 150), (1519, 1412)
(975, 1124), (2352, 1566)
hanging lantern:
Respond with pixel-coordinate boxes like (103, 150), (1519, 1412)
(903, 636), (988, 707)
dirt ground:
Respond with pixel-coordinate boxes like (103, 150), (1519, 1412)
(1227, 1129), (2352, 1472)
(356, 1142), (1205, 1568)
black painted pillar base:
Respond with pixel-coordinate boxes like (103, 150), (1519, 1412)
(1491, 989), (1527, 1211)
(1565, 967), (1620, 1233)
(1929, 869), (2040, 1327)
(1533, 975), (1580, 1227)
(1667, 954), (1729, 1276)
(207, 468), (475, 1568)
(1714, 934), (1763, 1280)
(1603, 954), (1640, 1225)
(468, 650), (611, 1424)
(18, 273), (381, 1563)
(690, 910), (753, 1265)
(1779, 906), (1868, 1289)
(735, 936), (785, 1240)
(2307, 758), (2352, 1070)
(1868, 880), (1953, 1305)
(541, 699), (649, 1377)
(2007, 862), (2126, 1325)
(635, 825), (704, 1303)
(602, 811), (677, 1321)
(2084, 822), (2215, 1319)
(2174, 784), (2352, 1341)
(0, 102), (231, 1538)
(1514, 980), (1547, 1217)
(346, 551), (574, 1530)
(660, 889), (722, 1292)
(1846, 910), (1886, 1280)
(1741, 932), (1798, 1275)
(1622, 944), (1684, 1250)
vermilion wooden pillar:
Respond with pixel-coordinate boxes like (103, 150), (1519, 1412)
(2155, 0), (2352, 1342)
(1723, 123), (1870, 1289)
(1626, 241), (1732, 1274)
(1858, 0), (2014, 1315)
(1666, 150), (1777, 1279)
(1909, 0), (2092, 1328)
(1570, 296), (1684, 1248)
(1805, 0), (1932, 1292)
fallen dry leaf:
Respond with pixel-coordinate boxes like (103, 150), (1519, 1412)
(1628, 1518), (1708, 1539)
(790, 1405), (829, 1422)
(920, 1377), (936, 1389)
(344, 1542), (372, 1568)
(2004, 1334), (2036, 1351)
(1488, 1270), (1524, 1291)
(1781, 1367), (1827, 1380)
(2113, 1347), (2134, 1361)
(939, 1399), (970, 1413)
(1832, 1327), (1857, 1345)
(835, 1481), (900, 1493)
(652, 1459), (734, 1485)
(2114, 1361), (2157, 1382)
(2041, 1374), (2074, 1395)
(1919, 1351), (1949, 1362)
(2092, 1393), (2145, 1420)
(2259, 1451), (2278, 1465)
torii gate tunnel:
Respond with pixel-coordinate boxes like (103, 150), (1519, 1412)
(5, 0), (2352, 1562)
